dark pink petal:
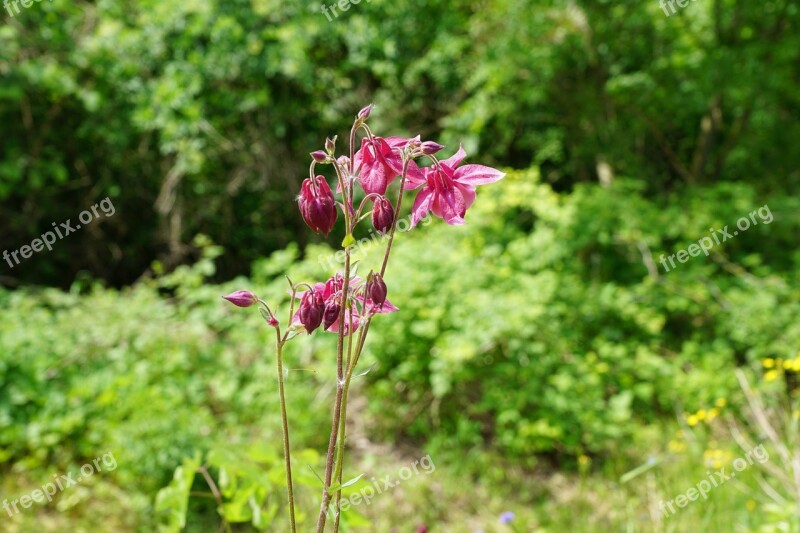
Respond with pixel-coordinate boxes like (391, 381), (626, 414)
(410, 187), (435, 228)
(440, 145), (467, 169)
(433, 186), (467, 226)
(455, 182), (477, 212)
(454, 164), (506, 186)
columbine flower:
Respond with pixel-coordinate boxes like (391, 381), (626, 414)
(499, 511), (515, 524)
(293, 273), (397, 335)
(222, 290), (258, 308)
(298, 175), (337, 236)
(371, 197), (394, 235)
(353, 136), (423, 195)
(407, 146), (505, 227)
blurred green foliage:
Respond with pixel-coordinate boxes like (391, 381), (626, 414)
(2, 169), (798, 528)
(1, 0), (796, 286)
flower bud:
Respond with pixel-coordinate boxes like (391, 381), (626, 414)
(367, 273), (387, 308)
(222, 290), (258, 308)
(371, 197), (394, 235)
(298, 291), (324, 334)
(323, 299), (341, 330)
(419, 141), (445, 155)
(325, 136), (337, 155)
(310, 150), (328, 163)
(357, 104), (373, 121)
(298, 175), (337, 236)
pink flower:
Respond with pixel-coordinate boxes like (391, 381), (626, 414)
(353, 136), (423, 195)
(407, 146), (505, 227)
(298, 175), (337, 235)
(292, 273), (398, 335)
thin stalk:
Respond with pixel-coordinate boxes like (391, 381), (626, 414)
(274, 332), (297, 533)
(380, 157), (411, 276)
(332, 309), (357, 532)
(316, 249), (351, 533)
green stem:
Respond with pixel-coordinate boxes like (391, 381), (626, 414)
(275, 335), (297, 533)
(316, 248), (351, 533)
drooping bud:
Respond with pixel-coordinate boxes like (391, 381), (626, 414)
(323, 299), (341, 330)
(371, 197), (394, 235)
(367, 273), (387, 309)
(357, 104), (373, 121)
(310, 150), (328, 163)
(298, 290), (324, 334)
(222, 290), (258, 308)
(419, 141), (445, 155)
(298, 175), (337, 236)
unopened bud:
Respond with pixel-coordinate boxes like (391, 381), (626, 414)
(298, 291), (324, 334)
(325, 136), (337, 155)
(323, 299), (341, 330)
(310, 150), (328, 163)
(357, 104), (373, 121)
(419, 141), (445, 155)
(298, 175), (337, 236)
(367, 274), (387, 308)
(371, 197), (394, 235)
(222, 290), (258, 308)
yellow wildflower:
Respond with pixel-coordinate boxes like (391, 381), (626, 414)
(765, 370), (780, 382)
(763, 358), (775, 369)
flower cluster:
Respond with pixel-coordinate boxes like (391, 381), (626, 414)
(289, 104), (504, 336)
(293, 273), (396, 336)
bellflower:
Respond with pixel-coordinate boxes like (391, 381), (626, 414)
(407, 146), (505, 227)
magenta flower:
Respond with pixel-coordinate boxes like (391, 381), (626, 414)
(298, 175), (337, 236)
(222, 290), (258, 308)
(353, 136), (423, 195)
(292, 273), (397, 335)
(407, 146), (505, 227)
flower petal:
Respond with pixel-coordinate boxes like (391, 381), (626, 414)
(454, 164), (506, 186)
(440, 144), (467, 169)
(410, 187), (435, 228)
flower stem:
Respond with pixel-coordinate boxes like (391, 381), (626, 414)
(316, 248), (351, 533)
(380, 157), (411, 276)
(275, 333), (297, 533)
